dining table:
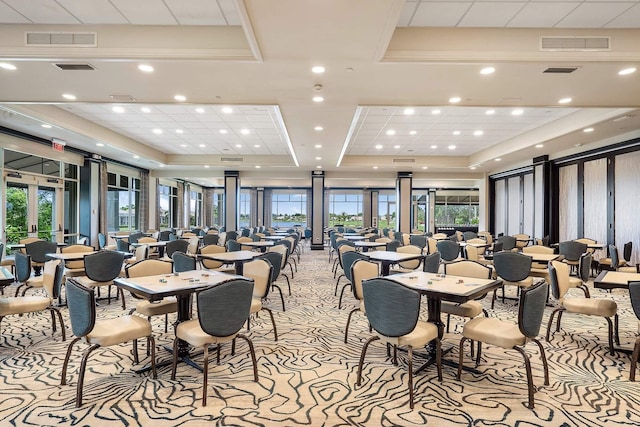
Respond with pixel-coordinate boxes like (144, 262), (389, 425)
(114, 269), (244, 372)
(364, 250), (424, 276)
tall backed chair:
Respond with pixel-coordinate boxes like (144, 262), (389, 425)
(628, 281), (640, 381)
(443, 260), (492, 332)
(126, 259), (176, 332)
(492, 251), (534, 308)
(457, 281), (549, 409)
(170, 279), (258, 406)
(436, 240), (460, 262)
(546, 260), (618, 355)
(61, 278), (156, 407)
(357, 277), (442, 409)
(344, 259), (379, 343)
(243, 259), (278, 341)
(81, 250), (126, 308)
(0, 259), (65, 342)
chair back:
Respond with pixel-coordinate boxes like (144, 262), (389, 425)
(65, 279), (96, 337)
(165, 239), (189, 257)
(199, 244), (226, 269)
(202, 234), (219, 246)
(25, 240), (58, 263)
(444, 260), (491, 279)
(463, 231), (477, 241)
(518, 281), (549, 338)
(226, 239), (242, 252)
(578, 252), (592, 282)
(351, 259), (379, 301)
(116, 239), (130, 252)
(423, 252), (441, 273)
(409, 235), (427, 250)
(84, 250), (125, 282)
(126, 258), (173, 278)
(493, 251), (531, 282)
(548, 260), (570, 300)
(436, 240), (459, 261)
(499, 235), (516, 251)
(197, 279), (254, 337)
(558, 241), (587, 262)
(362, 278), (420, 338)
(14, 252), (31, 282)
(98, 233), (107, 249)
(629, 281), (640, 321)
(259, 251), (282, 283)
(342, 251), (368, 282)
(172, 252), (196, 272)
(243, 259), (273, 299)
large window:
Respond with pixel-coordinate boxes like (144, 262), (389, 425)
(434, 190), (479, 227)
(328, 190), (363, 227)
(272, 190), (307, 228)
(239, 189), (251, 228)
(189, 190), (202, 227)
(107, 172), (140, 232)
(378, 190), (396, 230)
(158, 184), (178, 229)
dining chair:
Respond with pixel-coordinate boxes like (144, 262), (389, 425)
(344, 259), (379, 343)
(628, 281), (640, 381)
(457, 281), (549, 409)
(82, 250), (126, 308)
(257, 251), (286, 311)
(546, 260), (618, 355)
(0, 259), (65, 342)
(170, 278), (258, 406)
(357, 277), (442, 409)
(61, 278), (156, 407)
(491, 251), (534, 308)
(443, 260), (492, 333)
(125, 259), (176, 332)
(243, 258), (278, 341)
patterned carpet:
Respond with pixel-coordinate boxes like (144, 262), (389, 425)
(1, 247), (639, 426)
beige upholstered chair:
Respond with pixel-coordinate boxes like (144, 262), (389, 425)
(443, 260), (492, 333)
(344, 259), (379, 343)
(546, 260), (618, 355)
(61, 244), (95, 278)
(243, 258), (278, 341)
(126, 259), (176, 332)
(457, 281), (549, 409)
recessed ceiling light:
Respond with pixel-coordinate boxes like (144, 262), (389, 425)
(511, 109), (524, 116)
(152, 128), (163, 134)
(535, 144), (544, 148)
(222, 106), (233, 114)
(448, 145), (456, 150)
(452, 130), (461, 136)
(315, 144), (322, 148)
(583, 127), (594, 133)
(196, 107), (205, 114)
(375, 144), (383, 149)
(62, 93), (76, 100)
(314, 126), (323, 131)
(255, 165), (261, 169)
(373, 166), (378, 169)
(403, 108), (415, 115)
(112, 106), (125, 113)
(204, 165), (210, 168)
(141, 107), (151, 113)
(41, 124), (52, 128)
(386, 130), (395, 136)
(485, 109), (495, 115)
(312, 66), (325, 74)
(133, 155), (140, 159)
(449, 96), (461, 103)
(480, 67), (495, 75)
(312, 96), (324, 102)
(409, 130), (417, 135)
(219, 129), (228, 134)
(558, 97), (572, 104)
(236, 144), (242, 148)
(96, 143), (104, 147)
(619, 67), (636, 76)
(422, 166), (428, 170)
(431, 109), (441, 115)
(199, 144), (205, 148)
(174, 94), (186, 102)
(240, 129), (250, 135)
(0, 63), (16, 70)
(394, 145), (401, 149)
(430, 145), (437, 149)
(474, 130), (483, 136)
(495, 158), (501, 162)
(254, 144), (260, 148)
(138, 64), (154, 73)
(176, 129), (183, 134)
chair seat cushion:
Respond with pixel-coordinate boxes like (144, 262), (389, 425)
(502, 276), (534, 288)
(86, 315), (152, 347)
(463, 317), (525, 348)
(176, 318), (238, 348)
(0, 296), (51, 316)
(563, 297), (617, 317)
(378, 320), (438, 348)
(135, 297), (177, 316)
(441, 300), (483, 318)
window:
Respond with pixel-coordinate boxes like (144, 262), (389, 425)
(239, 189), (251, 228)
(328, 190), (363, 227)
(434, 190), (479, 227)
(107, 172), (140, 232)
(272, 190), (307, 228)
(378, 190), (396, 230)
(158, 184), (178, 229)
(189, 190), (202, 227)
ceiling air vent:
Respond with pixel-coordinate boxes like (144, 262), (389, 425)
(26, 32), (97, 47)
(53, 63), (95, 71)
(543, 67), (577, 74)
(392, 158), (415, 163)
(220, 157), (243, 162)
(540, 36), (609, 52)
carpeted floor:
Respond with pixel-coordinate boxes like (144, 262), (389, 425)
(1, 247), (639, 426)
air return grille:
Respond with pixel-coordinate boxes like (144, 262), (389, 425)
(26, 32), (97, 47)
(540, 36), (609, 51)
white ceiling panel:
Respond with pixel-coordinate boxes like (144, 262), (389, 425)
(109, 0), (177, 25)
(458, 2), (526, 27)
(164, 0), (227, 25)
(410, 2), (471, 27)
(507, 2), (579, 27)
(2, 0), (79, 24)
(56, 0), (128, 24)
(605, 3), (640, 27)
(556, 2), (635, 27)
(0, 1), (30, 23)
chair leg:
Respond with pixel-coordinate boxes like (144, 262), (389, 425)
(344, 308), (358, 343)
(76, 344), (100, 407)
(236, 334), (259, 382)
(60, 337), (82, 385)
(356, 336), (379, 386)
(202, 345), (209, 406)
(514, 345), (535, 409)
